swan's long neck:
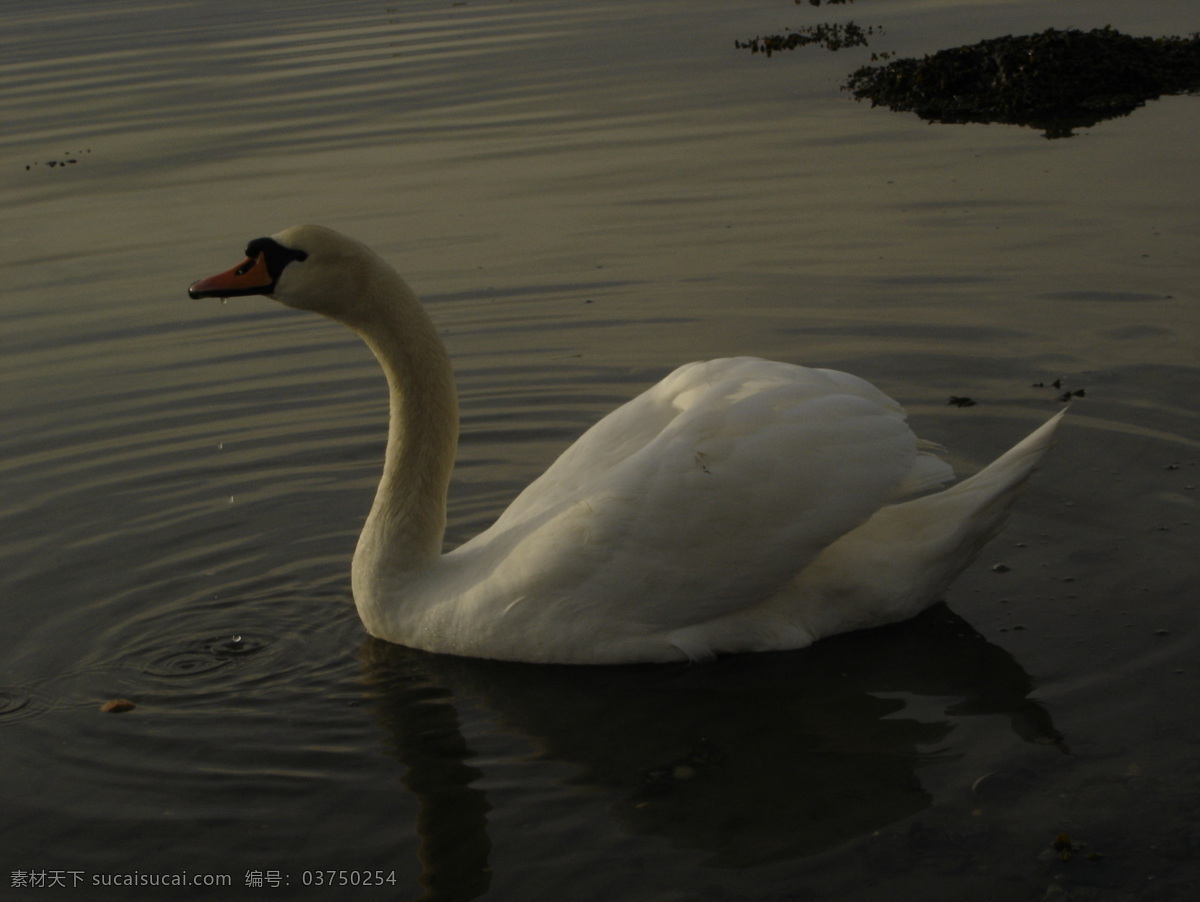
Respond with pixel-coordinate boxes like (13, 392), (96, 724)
(346, 268), (458, 588)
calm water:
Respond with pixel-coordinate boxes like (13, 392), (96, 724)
(2, 0), (1198, 899)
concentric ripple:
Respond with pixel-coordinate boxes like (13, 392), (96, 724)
(140, 631), (271, 679)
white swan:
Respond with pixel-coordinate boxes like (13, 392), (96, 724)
(189, 225), (1064, 664)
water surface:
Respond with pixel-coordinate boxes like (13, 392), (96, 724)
(2, 1), (1198, 899)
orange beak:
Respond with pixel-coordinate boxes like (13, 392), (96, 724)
(188, 252), (274, 299)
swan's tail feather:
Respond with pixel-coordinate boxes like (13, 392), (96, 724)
(891, 407), (1067, 590)
(942, 407), (1066, 507)
(780, 408), (1066, 639)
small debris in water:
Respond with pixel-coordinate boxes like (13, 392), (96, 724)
(638, 739), (724, 797)
(992, 563), (1011, 573)
(23, 149), (91, 171)
(1033, 378), (1086, 401)
(1052, 832), (1074, 860)
(948, 396), (976, 407)
(736, 22), (879, 56)
(100, 698), (136, 714)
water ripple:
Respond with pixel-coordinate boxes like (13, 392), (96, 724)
(0, 687), (49, 724)
(139, 632), (270, 679)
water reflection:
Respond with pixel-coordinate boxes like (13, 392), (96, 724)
(360, 605), (1061, 899)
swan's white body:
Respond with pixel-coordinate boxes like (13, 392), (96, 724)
(190, 225), (1064, 664)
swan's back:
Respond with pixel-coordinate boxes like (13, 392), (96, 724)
(429, 358), (964, 660)
(491, 358), (951, 532)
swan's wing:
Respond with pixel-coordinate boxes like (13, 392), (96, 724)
(492, 358), (946, 528)
(466, 358), (951, 631)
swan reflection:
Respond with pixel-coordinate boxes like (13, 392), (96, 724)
(358, 605), (1062, 899)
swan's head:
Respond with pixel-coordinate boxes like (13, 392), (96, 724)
(188, 224), (386, 321)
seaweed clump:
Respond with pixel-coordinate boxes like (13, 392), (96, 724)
(737, 22), (877, 56)
(845, 27), (1200, 137)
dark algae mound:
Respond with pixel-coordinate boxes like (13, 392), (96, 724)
(845, 27), (1200, 137)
